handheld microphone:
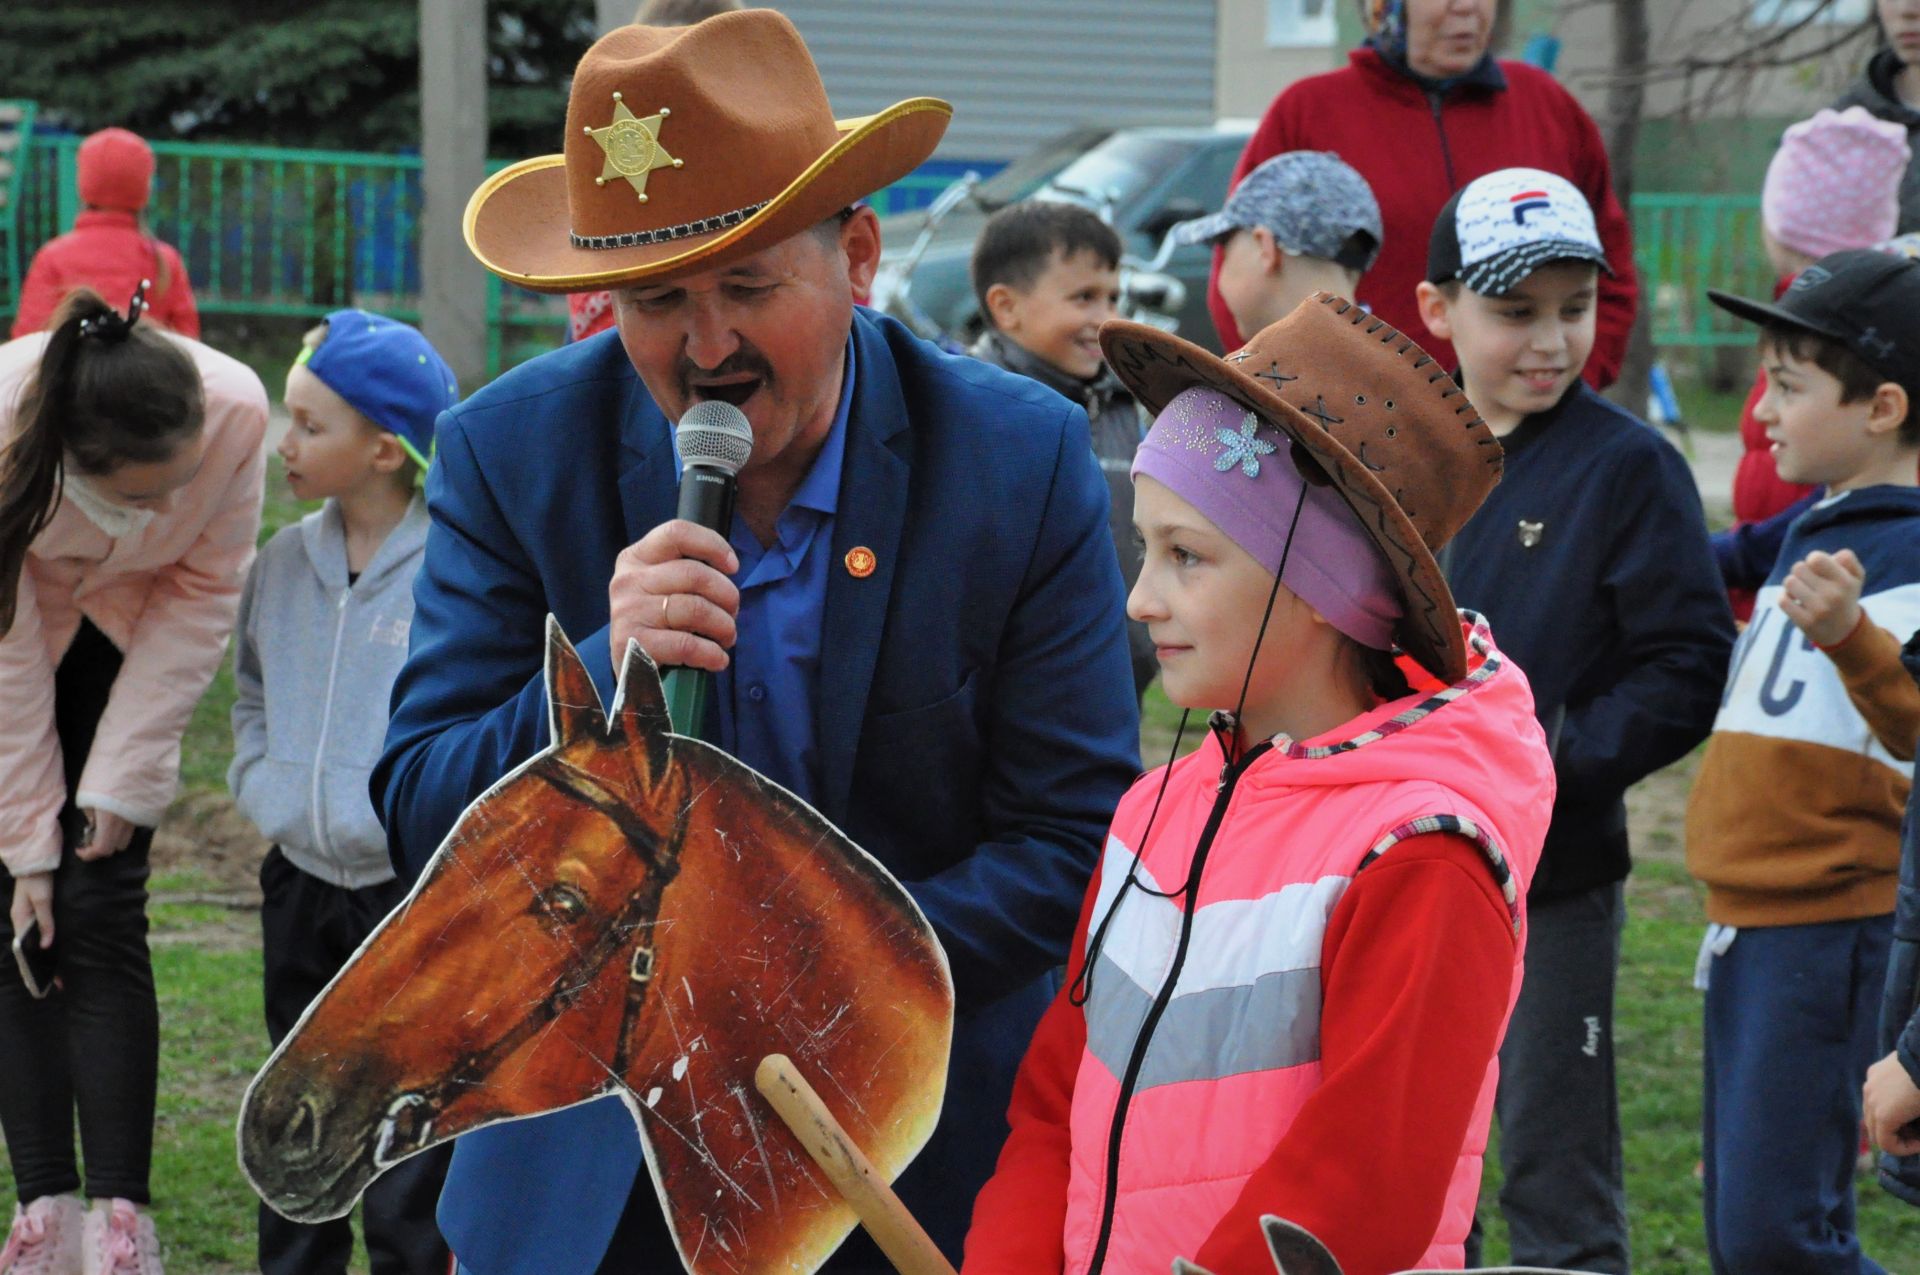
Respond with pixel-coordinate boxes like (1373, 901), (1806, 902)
(662, 401), (754, 736)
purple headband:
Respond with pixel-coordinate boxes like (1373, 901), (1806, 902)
(1131, 386), (1403, 650)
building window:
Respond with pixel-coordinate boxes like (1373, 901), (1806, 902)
(1268, 0), (1337, 47)
(1748, 0), (1869, 25)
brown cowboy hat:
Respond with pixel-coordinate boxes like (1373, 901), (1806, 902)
(464, 10), (950, 292)
(1101, 294), (1503, 684)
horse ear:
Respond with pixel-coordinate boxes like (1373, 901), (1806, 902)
(611, 638), (672, 782)
(545, 616), (608, 746)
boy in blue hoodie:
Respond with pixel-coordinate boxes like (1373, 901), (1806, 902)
(229, 311), (457, 1275)
(1689, 250), (1920, 1272)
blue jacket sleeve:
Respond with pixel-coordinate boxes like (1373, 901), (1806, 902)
(1711, 487), (1822, 592)
(371, 419), (618, 881)
(908, 406), (1140, 1008)
(1555, 439), (1735, 800)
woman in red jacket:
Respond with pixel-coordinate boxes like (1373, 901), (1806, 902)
(11, 129), (199, 341)
(1208, 0), (1637, 387)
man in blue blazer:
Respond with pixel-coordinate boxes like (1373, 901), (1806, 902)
(371, 12), (1138, 1273)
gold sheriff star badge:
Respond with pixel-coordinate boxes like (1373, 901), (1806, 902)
(584, 92), (683, 202)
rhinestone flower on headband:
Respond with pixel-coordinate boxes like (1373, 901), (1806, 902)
(1213, 413), (1276, 478)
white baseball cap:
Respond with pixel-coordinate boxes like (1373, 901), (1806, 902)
(1426, 167), (1611, 297)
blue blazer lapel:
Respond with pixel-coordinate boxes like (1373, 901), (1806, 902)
(616, 389), (680, 547)
(818, 316), (911, 825)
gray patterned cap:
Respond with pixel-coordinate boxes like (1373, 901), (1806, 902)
(1172, 151), (1383, 273)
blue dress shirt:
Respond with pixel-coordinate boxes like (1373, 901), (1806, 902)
(710, 335), (853, 802)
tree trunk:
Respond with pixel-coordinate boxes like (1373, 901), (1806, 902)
(1602, 0), (1656, 420)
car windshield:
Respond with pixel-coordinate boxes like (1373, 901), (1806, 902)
(973, 128), (1110, 210)
(1034, 133), (1188, 220)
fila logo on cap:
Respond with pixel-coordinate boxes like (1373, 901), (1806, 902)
(1509, 189), (1552, 225)
(1435, 166), (1612, 298)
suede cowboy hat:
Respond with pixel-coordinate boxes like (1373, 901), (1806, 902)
(464, 10), (950, 292)
(1101, 294), (1503, 685)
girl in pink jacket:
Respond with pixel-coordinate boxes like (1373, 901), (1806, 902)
(0, 287), (265, 1275)
(964, 296), (1556, 1275)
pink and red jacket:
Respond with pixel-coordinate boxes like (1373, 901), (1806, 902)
(0, 331), (267, 875)
(966, 615), (1555, 1275)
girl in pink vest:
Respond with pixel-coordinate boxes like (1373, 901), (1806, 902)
(0, 287), (266, 1275)
(964, 295), (1556, 1275)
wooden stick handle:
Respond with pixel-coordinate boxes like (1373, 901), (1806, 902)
(754, 1054), (958, 1275)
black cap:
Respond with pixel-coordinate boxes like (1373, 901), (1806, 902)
(1708, 250), (1920, 398)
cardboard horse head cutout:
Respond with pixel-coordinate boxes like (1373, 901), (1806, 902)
(239, 620), (954, 1274)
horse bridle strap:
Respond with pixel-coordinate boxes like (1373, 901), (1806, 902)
(397, 760), (691, 1120)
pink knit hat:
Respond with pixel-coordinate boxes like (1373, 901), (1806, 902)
(1762, 108), (1910, 260)
(76, 128), (155, 213)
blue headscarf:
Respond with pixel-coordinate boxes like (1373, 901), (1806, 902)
(1364, 0), (1506, 95)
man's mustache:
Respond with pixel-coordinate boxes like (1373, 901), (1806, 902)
(679, 351), (773, 400)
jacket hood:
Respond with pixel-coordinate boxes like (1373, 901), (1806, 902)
(971, 330), (1127, 411)
(1854, 49), (1920, 128)
(1192, 612), (1555, 886)
(298, 492), (429, 592)
(1796, 483), (1920, 536)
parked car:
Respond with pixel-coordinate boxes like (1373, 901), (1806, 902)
(872, 121), (1254, 353)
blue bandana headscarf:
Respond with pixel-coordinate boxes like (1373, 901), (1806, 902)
(1364, 0), (1506, 95)
(1366, 0), (1409, 62)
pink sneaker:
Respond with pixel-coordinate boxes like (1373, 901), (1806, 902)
(78, 1202), (159, 1275)
(0, 1195), (83, 1275)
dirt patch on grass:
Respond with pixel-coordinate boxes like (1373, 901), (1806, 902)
(154, 790), (266, 900)
(1626, 748), (1699, 868)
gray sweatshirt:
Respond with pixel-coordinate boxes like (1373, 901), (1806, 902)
(228, 495), (427, 887)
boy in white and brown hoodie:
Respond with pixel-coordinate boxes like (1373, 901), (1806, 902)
(1688, 250), (1920, 1273)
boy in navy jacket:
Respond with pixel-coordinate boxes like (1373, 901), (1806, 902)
(1415, 168), (1734, 1273)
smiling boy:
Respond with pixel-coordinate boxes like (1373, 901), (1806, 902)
(1416, 168), (1734, 1273)
(1687, 250), (1920, 1273)
(969, 201), (1154, 696)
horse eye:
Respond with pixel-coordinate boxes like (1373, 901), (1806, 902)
(530, 883), (588, 924)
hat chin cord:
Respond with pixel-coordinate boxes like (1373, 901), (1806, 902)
(1066, 481), (1310, 1008)
(1224, 482), (1311, 768)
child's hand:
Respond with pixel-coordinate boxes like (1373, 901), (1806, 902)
(1780, 549), (1865, 648)
(1863, 1051), (1920, 1156)
(8, 873), (53, 946)
(73, 808), (135, 862)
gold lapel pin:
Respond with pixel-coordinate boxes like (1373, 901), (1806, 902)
(845, 547), (877, 579)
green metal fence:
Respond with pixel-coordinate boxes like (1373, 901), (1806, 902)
(1631, 192), (1771, 349)
(0, 130), (1767, 376)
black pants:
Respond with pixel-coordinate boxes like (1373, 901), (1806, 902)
(0, 619), (159, 1206)
(258, 846), (452, 1275)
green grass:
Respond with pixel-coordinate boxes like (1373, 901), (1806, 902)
(1672, 377), (1751, 436)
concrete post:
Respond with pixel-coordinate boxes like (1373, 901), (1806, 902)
(598, 0), (633, 33)
(419, 0), (490, 392)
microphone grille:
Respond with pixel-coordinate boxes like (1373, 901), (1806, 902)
(675, 400), (755, 476)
